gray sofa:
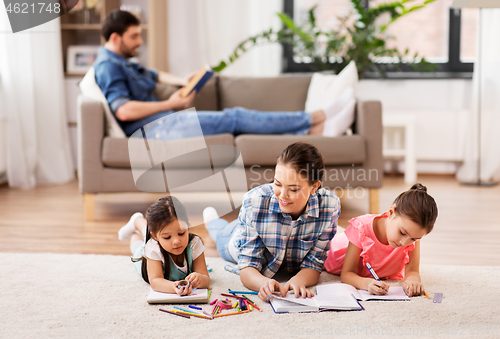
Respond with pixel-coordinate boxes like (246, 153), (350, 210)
(78, 74), (383, 221)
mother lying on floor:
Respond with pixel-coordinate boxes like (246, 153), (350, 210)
(205, 142), (340, 302)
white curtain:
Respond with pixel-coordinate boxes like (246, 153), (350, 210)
(457, 9), (500, 183)
(168, 0), (283, 77)
(0, 11), (74, 189)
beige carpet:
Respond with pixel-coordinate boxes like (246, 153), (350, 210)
(1, 253), (499, 339)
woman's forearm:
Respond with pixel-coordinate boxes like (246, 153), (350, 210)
(239, 267), (271, 291)
(290, 268), (321, 287)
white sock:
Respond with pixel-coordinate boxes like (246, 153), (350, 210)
(203, 207), (219, 227)
(322, 87), (354, 120)
(322, 99), (356, 137)
(118, 212), (144, 242)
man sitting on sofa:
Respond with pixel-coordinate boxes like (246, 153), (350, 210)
(94, 10), (354, 140)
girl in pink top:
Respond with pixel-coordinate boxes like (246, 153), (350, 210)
(324, 183), (438, 297)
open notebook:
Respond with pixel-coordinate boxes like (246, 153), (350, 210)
(146, 288), (210, 304)
(271, 283), (409, 313)
(316, 283), (410, 302)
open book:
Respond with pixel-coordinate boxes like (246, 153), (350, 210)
(316, 283), (410, 302)
(146, 287), (210, 304)
(181, 65), (214, 97)
(270, 283), (409, 313)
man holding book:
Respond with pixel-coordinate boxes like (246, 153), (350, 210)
(94, 10), (351, 140)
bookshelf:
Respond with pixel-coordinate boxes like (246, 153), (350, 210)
(60, 0), (167, 77)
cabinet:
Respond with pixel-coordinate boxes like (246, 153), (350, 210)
(60, 0), (168, 77)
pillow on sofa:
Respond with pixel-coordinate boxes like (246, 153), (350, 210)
(305, 61), (358, 114)
(79, 67), (126, 138)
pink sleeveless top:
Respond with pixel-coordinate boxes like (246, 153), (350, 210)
(324, 214), (416, 280)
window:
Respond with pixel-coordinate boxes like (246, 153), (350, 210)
(283, 0), (474, 78)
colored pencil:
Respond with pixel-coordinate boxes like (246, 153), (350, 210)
(243, 296), (262, 312)
(159, 308), (190, 319)
(188, 305), (202, 310)
(232, 301), (238, 308)
(243, 295), (256, 304)
(221, 293), (247, 300)
(210, 298), (218, 305)
(228, 289), (259, 295)
(173, 310), (212, 320)
(213, 310), (251, 318)
(211, 303), (218, 316)
(174, 306), (202, 315)
(424, 291), (430, 299)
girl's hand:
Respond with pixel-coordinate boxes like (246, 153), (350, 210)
(368, 280), (389, 295)
(258, 279), (286, 302)
(403, 281), (424, 297)
(185, 272), (203, 289)
(174, 281), (192, 296)
(284, 277), (314, 299)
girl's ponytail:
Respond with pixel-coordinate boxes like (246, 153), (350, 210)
(392, 183), (438, 233)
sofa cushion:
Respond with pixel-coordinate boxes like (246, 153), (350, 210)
(234, 135), (366, 166)
(79, 67), (126, 138)
(218, 74), (312, 111)
(153, 77), (218, 111)
(102, 133), (235, 169)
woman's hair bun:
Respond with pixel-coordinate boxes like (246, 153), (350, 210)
(410, 183), (427, 192)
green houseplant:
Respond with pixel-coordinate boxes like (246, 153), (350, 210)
(212, 0), (437, 78)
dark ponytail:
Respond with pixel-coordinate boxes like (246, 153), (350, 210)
(392, 183), (438, 233)
(277, 142), (325, 185)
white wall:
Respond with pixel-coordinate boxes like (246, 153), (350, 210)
(357, 78), (472, 174)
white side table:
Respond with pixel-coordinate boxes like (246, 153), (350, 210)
(382, 114), (417, 185)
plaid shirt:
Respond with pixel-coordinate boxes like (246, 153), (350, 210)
(236, 184), (340, 278)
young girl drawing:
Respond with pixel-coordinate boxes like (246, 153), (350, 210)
(324, 183), (438, 297)
(205, 142), (340, 302)
(118, 196), (210, 295)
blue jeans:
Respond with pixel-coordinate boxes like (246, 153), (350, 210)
(142, 107), (312, 140)
(206, 218), (239, 264)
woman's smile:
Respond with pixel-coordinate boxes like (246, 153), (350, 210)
(279, 198), (293, 206)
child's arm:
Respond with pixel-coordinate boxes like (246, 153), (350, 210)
(340, 242), (389, 295)
(147, 258), (181, 294)
(185, 253), (210, 289)
(240, 267), (287, 302)
(403, 241), (424, 297)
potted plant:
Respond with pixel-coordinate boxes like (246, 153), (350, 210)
(212, 0), (437, 78)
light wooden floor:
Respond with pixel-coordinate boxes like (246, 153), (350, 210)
(0, 174), (499, 266)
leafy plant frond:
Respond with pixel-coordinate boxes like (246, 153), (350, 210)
(213, 0), (437, 77)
